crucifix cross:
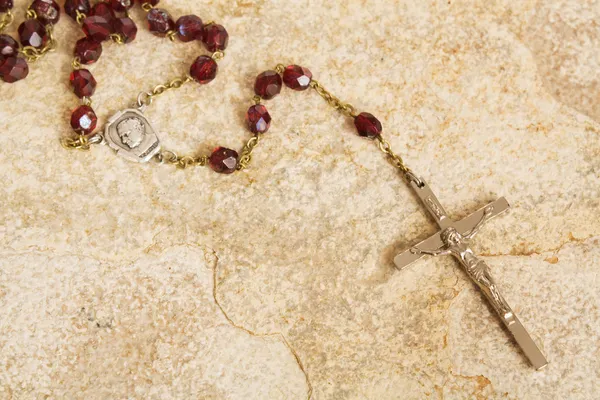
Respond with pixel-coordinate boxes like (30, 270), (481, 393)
(394, 178), (548, 370)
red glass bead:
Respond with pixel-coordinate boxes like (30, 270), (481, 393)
(69, 69), (96, 98)
(18, 19), (48, 48)
(147, 8), (174, 37)
(283, 65), (312, 91)
(109, 0), (133, 12)
(0, 57), (29, 83)
(0, 34), (18, 58)
(189, 55), (218, 84)
(202, 23), (228, 52)
(64, 0), (90, 21)
(89, 2), (115, 23)
(246, 105), (271, 134)
(354, 112), (382, 139)
(0, 0), (13, 12)
(175, 15), (203, 42)
(30, 0), (61, 25)
(254, 70), (282, 100)
(209, 147), (238, 174)
(113, 17), (137, 43)
(74, 37), (102, 64)
(138, 0), (159, 5)
(82, 16), (113, 42)
(70, 105), (98, 134)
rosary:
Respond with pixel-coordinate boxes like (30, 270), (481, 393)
(0, 0), (548, 370)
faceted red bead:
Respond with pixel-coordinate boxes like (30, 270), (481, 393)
(18, 19), (49, 49)
(113, 17), (137, 43)
(0, 0), (13, 12)
(0, 34), (18, 58)
(283, 65), (312, 91)
(30, 0), (61, 25)
(175, 15), (203, 42)
(70, 105), (97, 135)
(0, 57), (29, 83)
(209, 147), (238, 174)
(202, 23), (228, 52)
(147, 8), (174, 37)
(74, 37), (102, 64)
(82, 16), (113, 42)
(354, 112), (382, 139)
(89, 2), (115, 23)
(64, 0), (90, 20)
(254, 70), (282, 100)
(69, 69), (96, 98)
(246, 105), (271, 134)
(189, 55), (218, 84)
(109, 0), (133, 12)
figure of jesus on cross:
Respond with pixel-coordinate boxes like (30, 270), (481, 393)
(394, 178), (548, 369)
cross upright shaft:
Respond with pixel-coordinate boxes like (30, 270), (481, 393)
(394, 178), (548, 370)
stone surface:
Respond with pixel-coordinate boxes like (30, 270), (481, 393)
(0, 0), (599, 399)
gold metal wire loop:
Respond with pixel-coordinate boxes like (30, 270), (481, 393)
(141, 2), (154, 12)
(0, 10), (14, 32)
(71, 57), (82, 70)
(237, 135), (261, 170)
(274, 64), (285, 74)
(109, 33), (125, 44)
(211, 51), (225, 61)
(75, 10), (86, 25)
(61, 134), (102, 151)
(25, 9), (37, 19)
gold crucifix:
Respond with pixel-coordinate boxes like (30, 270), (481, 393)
(394, 178), (548, 369)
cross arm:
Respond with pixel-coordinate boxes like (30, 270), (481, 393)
(393, 197), (510, 271)
(393, 231), (445, 271)
(453, 197), (510, 235)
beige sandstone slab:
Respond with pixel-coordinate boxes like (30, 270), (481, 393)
(0, 0), (599, 398)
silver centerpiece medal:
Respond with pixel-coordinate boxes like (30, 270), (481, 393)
(103, 108), (161, 163)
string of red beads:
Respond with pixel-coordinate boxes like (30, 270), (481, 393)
(0, 0), (60, 83)
(206, 64), (383, 174)
(66, 0), (229, 137)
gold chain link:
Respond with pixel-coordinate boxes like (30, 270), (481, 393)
(376, 136), (413, 175)
(141, 2), (154, 12)
(166, 30), (177, 42)
(212, 51), (225, 61)
(155, 150), (208, 169)
(137, 75), (194, 108)
(309, 79), (358, 118)
(20, 24), (57, 62)
(71, 57), (82, 70)
(0, 10), (13, 32)
(237, 135), (261, 170)
(75, 10), (86, 25)
(61, 135), (92, 151)
(109, 33), (125, 44)
(25, 9), (37, 19)
(274, 63), (285, 74)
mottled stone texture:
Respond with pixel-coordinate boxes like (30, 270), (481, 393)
(0, 0), (599, 399)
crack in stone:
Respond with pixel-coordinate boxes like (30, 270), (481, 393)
(209, 250), (314, 400)
(480, 233), (596, 258)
